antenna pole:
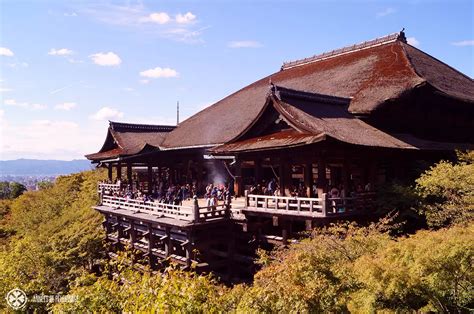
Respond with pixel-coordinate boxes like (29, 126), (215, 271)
(177, 101), (179, 125)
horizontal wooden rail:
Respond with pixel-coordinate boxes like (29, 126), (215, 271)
(244, 190), (374, 218)
(101, 195), (194, 220)
(98, 182), (122, 194)
(99, 194), (231, 222)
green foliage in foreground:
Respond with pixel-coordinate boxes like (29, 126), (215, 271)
(416, 150), (474, 227)
(0, 181), (27, 200)
(0, 170), (106, 311)
(1, 152), (473, 312)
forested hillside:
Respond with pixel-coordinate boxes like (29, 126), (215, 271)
(0, 153), (472, 312)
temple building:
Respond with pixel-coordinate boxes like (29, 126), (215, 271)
(86, 31), (474, 281)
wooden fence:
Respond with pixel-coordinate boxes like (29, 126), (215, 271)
(244, 191), (374, 218)
(99, 194), (229, 222)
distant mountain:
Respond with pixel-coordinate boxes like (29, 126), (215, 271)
(0, 159), (93, 176)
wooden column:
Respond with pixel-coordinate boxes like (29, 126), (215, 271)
(107, 164), (113, 181)
(304, 163), (314, 197)
(185, 230), (193, 268)
(368, 161), (377, 191)
(316, 156), (327, 198)
(129, 221), (137, 246)
(116, 162), (122, 180)
(342, 160), (350, 197)
(196, 162), (203, 194)
(147, 223), (155, 267)
(164, 227), (171, 257)
(284, 161), (292, 196)
(147, 164), (153, 193)
(126, 163), (132, 184)
(234, 160), (243, 197)
(255, 158), (262, 184)
(279, 157), (286, 196)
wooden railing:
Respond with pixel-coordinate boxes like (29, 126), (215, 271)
(244, 191), (374, 218)
(98, 182), (122, 194)
(99, 194), (230, 222)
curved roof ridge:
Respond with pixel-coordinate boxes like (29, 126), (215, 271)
(401, 42), (474, 103)
(281, 31), (407, 70)
(109, 121), (176, 132)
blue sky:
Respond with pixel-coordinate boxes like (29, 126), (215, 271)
(0, 0), (472, 160)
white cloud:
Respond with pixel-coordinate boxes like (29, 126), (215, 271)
(0, 47), (14, 57)
(124, 87), (135, 92)
(376, 7), (396, 18)
(141, 12), (171, 24)
(31, 103), (47, 110)
(7, 62), (28, 68)
(0, 117), (104, 160)
(175, 12), (196, 24)
(4, 98), (47, 110)
(82, 4), (206, 44)
(228, 40), (263, 48)
(89, 52), (122, 66)
(55, 102), (77, 110)
(0, 87), (13, 93)
(407, 37), (420, 47)
(4, 99), (17, 106)
(451, 40), (474, 47)
(90, 106), (124, 121)
(140, 67), (179, 78)
(48, 48), (73, 56)
(64, 12), (78, 17)
(140, 79), (150, 84)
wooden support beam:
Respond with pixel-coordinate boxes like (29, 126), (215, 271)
(234, 160), (243, 197)
(107, 164), (113, 181)
(342, 160), (350, 198)
(147, 164), (153, 193)
(316, 156), (327, 198)
(147, 223), (154, 268)
(127, 163), (132, 184)
(255, 158), (262, 184)
(116, 162), (122, 180)
(305, 163), (314, 197)
(164, 227), (171, 257)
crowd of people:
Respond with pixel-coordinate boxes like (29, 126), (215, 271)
(100, 178), (234, 208)
(247, 178), (373, 199)
(100, 179), (196, 206)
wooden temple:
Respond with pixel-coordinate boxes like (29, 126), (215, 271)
(86, 31), (474, 282)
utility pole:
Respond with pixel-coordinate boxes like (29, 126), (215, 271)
(177, 101), (180, 125)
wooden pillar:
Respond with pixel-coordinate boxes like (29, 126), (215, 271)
(147, 223), (155, 267)
(368, 161), (377, 191)
(147, 164), (153, 193)
(234, 160), (243, 197)
(129, 221), (137, 247)
(279, 157), (286, 196)
(126, 163), (132, 184)
(164, 227), (171, 257)
(196, 163), (203, 194)
(342, 160), (350, 197)
(304, 163), (314, 197)
(116, 162), (122, 180)
(185, 230), (193, 268)
(107, 164), (113, 181)
(255, 158), (262, 184)
(282, 219), (288, 246)
(317, 156), (327, 198)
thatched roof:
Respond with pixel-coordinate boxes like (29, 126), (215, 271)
(85, 121), (175, 161)
(211, 86), (474, 153)
(161, 31), (473, 149)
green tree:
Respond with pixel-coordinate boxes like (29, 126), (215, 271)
(9, 182), (26, 199)
(349, 223), (474, 312)
(416, 150), (474, 227)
